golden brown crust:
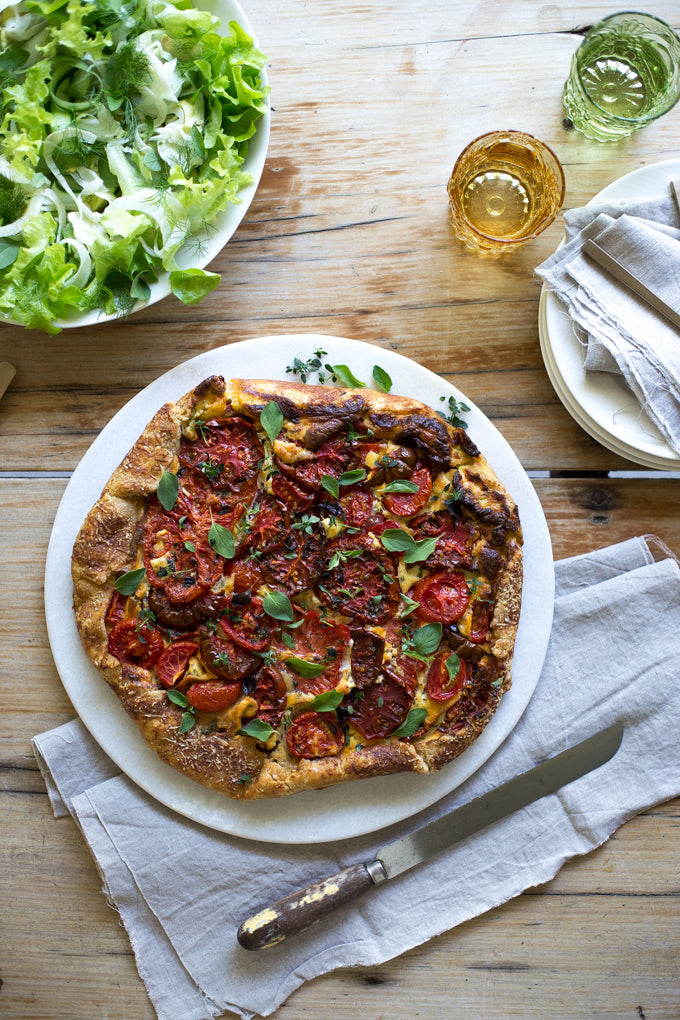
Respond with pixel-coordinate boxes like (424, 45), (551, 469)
(71, 375), (523, 800)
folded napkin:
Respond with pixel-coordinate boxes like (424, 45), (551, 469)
(34, 537), (680, 1020)
(536, 188), (680, 454)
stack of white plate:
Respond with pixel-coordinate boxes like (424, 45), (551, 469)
(537, 160), (680, 472)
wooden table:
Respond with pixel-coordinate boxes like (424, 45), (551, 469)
(2, 2), (679, 1017)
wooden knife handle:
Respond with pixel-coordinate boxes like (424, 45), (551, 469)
(237, 862), (376, 951)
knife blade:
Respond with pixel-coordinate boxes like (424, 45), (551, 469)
(236, 722), (623, 950)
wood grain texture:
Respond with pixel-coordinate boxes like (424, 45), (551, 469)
(1, 478), (679, 1018)
(2, 0), (680, 1017)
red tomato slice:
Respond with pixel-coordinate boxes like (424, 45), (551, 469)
(186, 681), (242, 713)
(346, 678), (412, 740)
(270, 469), (315, 511)
(413, 572), (470, 624)
(315, 543), (400, 623)
(426, 651), (471, 702)
(253, 667), (288, 728)
(107, 618), (164, 669)
(286, 711), (345, 759)
(468, 598), (494, 644)
(383, 466), (432, 517)
(285, 437), (351, 493)
(262, 528), (325, 595)
(219, 595), (275, 652)
(144, 518), (220, 604)
(179, 418), (263, 490)
(199, 627), (260, 682)
(105, 591), (128, 627)
(155, 640), (198, 688)
(226, 556), (265, 593)
(282, 611), (351, 694)
(349, 628), (385, 688)
(338, 487), (376, 529)
(247, 497), (289, 555)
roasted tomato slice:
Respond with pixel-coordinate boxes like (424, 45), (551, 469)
(219, 595), (275, 652)
(270, 470), (315, 512)
(263, 527), (325, 595)
(179, 418), (263, 491)
(350, 628), (385, 688)
(316, 544), (400, 623)
(284, 437), (352, 494)
(155, 640), (199, 687)
(107, 618), (164, 669)
(426, 651), (472, 702)
(246, 497), (289, 555)
(338, 486), (377, 529)
(346, 678), (412, 740)
(383, 465), (432, 517)
(225, 555), (265, 593)
(198, 626), (260, 682)
(413, 572), (470, 624)
(286, 711), (345, 759)
(282, 611), (351, 694)
(186, 681), (242, 713)
(253, 667), (287, 728)
(105, 591), (129, 628)
(144, 516), (220, 604)
(411, 513), (473, 570)
(178, 467), (248, 530)
(468, 598), (494, 644)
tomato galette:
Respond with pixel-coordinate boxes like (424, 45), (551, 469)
(71, 375), (523, 799)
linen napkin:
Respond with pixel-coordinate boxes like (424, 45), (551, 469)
(33, 536), (680, 1020)
(535, 188), (680, 454)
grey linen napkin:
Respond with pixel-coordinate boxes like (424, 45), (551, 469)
(535, 190), (680, 454)
(33, 536), (680, 1020)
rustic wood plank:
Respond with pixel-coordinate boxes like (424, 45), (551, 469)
(1, 474), (679, 1018)
(1, 17), (679, 471)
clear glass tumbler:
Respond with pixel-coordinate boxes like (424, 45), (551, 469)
(447, 131), (565, 256)
(563, 12), (680, 142)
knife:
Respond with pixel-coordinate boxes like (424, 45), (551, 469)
(236, 721), (623, 950)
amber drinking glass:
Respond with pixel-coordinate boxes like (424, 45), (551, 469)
(447, 131), (565, 256)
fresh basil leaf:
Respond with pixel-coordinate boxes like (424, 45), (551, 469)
(445, 653), (461, 684)
(339, 469), (366, 486)
(184, 541), (196, 552)
(260, 400), (283, 443)
(330, 363), (366, 389)
(240, 718), (275, 742)
(167, 689), (189, 707)
(382, 479), (419, 493)
(403, 536), (438, 564)
(263, 590), (294, 622)
(412, 622), (442, 656)
(157, 469), (179, 511)
(0, 240), (20, 270)
(309, 690), (343, 711)
(285, 656), (327, 679)
(380, 528), (415, 554)
(321, 474), (340, 499)
(372, 365), (392, 393)
(393, 707), (427, 738)
(208, 522), (235, 559)
(179, 711), (196, 732)
(113, 566), (146, 596)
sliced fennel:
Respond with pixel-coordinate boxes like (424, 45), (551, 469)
(0, 0), (268, 333)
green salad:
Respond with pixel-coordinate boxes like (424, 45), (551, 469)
(0, 0), (268, 333)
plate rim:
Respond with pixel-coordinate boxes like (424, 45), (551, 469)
(539, 158), (680, 470)
(44, 334), (554, 844)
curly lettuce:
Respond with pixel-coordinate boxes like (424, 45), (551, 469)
(0, 0), (268, 333)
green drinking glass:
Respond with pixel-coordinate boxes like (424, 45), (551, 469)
(563, 11), (680, 141)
